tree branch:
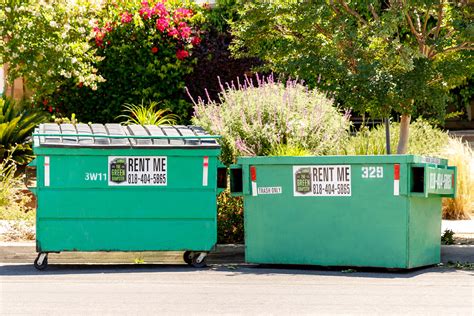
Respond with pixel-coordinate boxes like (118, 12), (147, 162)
(369, 4), (379, 22)
(405, 8), (432, 57)
(336, 0), (367, 25)
(415, 10), (422, 33)
(314, 23), (333, 40)
(434, 2), (444, 39)
(429, 42), (474, 59)
(422, 6), (431, 36)
(274, 24), (303, 40)
(329, 0), (341, 15)
(405, 12), (423, 41)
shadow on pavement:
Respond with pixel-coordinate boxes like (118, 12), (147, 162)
(0, 262), (465, 279)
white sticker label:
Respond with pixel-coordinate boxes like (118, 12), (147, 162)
(108, 156), (167, 186)
(257, 186), (282, 195)
(420, 157), (442, 165)
(293, 165), (351, 196)
(428, 172), (452, 190)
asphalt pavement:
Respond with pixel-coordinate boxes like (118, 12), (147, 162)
(1, 263), (472, 315)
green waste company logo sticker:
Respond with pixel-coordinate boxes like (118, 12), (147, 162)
(294, 167), (312, 194)
(108, 156), (168, 186)
(293, 165), (352, 197)
(110, 158), (127, 183)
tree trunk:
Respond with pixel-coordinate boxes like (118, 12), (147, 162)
(384, 117), (391, 154)
(397, 114), (411, 154)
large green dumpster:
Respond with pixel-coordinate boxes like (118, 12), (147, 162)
(231, 155), (456, 269)
(29, 123), (223, 269)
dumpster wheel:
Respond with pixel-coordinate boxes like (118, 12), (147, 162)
(191, 252), (208, 268)
(183, 251), (194, 265)
(34, 253), (48, 270)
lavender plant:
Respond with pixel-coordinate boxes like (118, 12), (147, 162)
(191, 75), (351, 164)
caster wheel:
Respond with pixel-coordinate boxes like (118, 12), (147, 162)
(34, 253), (48, 270)
(191, 252), (208, 268)
(183, 251), (194, 265)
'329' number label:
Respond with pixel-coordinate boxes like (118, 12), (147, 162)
(361, 166), (383, 178)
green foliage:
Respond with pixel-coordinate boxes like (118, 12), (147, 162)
(447, 78), (474, 119)
(344, 119), (449, 156)
(445, 262), (474, 271)
(201, 0), (239, 33)
(0, 0), (104, 99)
(269, 144), (311, 157)
(268, 145), (311, 156)
(48, 0), (204, 123)
(52, 113), (78, 125)
(0, 148), (17, 209)
(231, 2), (473, 122)
(0, 148), (35, 223)
(217, 190), (243, 244)
(441, 229), (455, 245)
(192, 76), (351, 165)
(118, 100), (179, 125)
(0, 97), (48, 164)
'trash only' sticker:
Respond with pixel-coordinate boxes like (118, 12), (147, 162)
(293, 165), (351, 196)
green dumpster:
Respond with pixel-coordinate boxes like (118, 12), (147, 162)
(28, 123), (224, 269)
(231, 155), (456, 269)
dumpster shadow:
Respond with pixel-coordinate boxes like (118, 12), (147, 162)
(0, 263), (205, 276)
(0, 263), (470, 278)
(210, 263), (472, 279)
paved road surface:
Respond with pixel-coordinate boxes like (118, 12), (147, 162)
(0, 264), (472, 315)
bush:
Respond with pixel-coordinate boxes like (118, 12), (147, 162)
(217, 190), (243, 244)
(343, 118), (449, 156)
(441, 229), (455, 245)
(441, 137), (474, 220)
(0, 149), (35, 223)
(0, 0), (104, 98)
(192, 75), (351, 165)
(117, 100), (179, 125)
(0, 97), (49, 164)
(48, 1), (204, 123)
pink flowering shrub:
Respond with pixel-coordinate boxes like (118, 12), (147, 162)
(50, 0), (203, 123)
(94, 1), (200, 62)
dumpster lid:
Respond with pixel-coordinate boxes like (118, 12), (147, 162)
(33, 124), (220, 148)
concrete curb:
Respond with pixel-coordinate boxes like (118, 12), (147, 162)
(1, 242), (473, 265)
(0, 242), (244, 264)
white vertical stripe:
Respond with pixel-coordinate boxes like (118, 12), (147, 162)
(202, 157), (208, 186)
(252, 181), (258, 196)
(394, 179), (399, 196)
(44, 156), (50, 187)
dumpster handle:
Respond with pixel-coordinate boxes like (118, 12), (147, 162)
(32, 133), (221, 140)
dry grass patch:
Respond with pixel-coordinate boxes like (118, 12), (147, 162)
(442, 137), (474, 220)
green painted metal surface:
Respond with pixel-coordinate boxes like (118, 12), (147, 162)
(234, 155), (455, 269)
(31, 125), (221, 253)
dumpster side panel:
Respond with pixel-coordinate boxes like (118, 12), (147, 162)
(407, 197), (442, 268)
(35, 151), (219, 252)
(37, 218), (216, 252)
(243, 162), (409, 268)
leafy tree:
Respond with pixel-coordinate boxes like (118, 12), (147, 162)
(231, 0), (473, 153)
(0, 0), (105, 99)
